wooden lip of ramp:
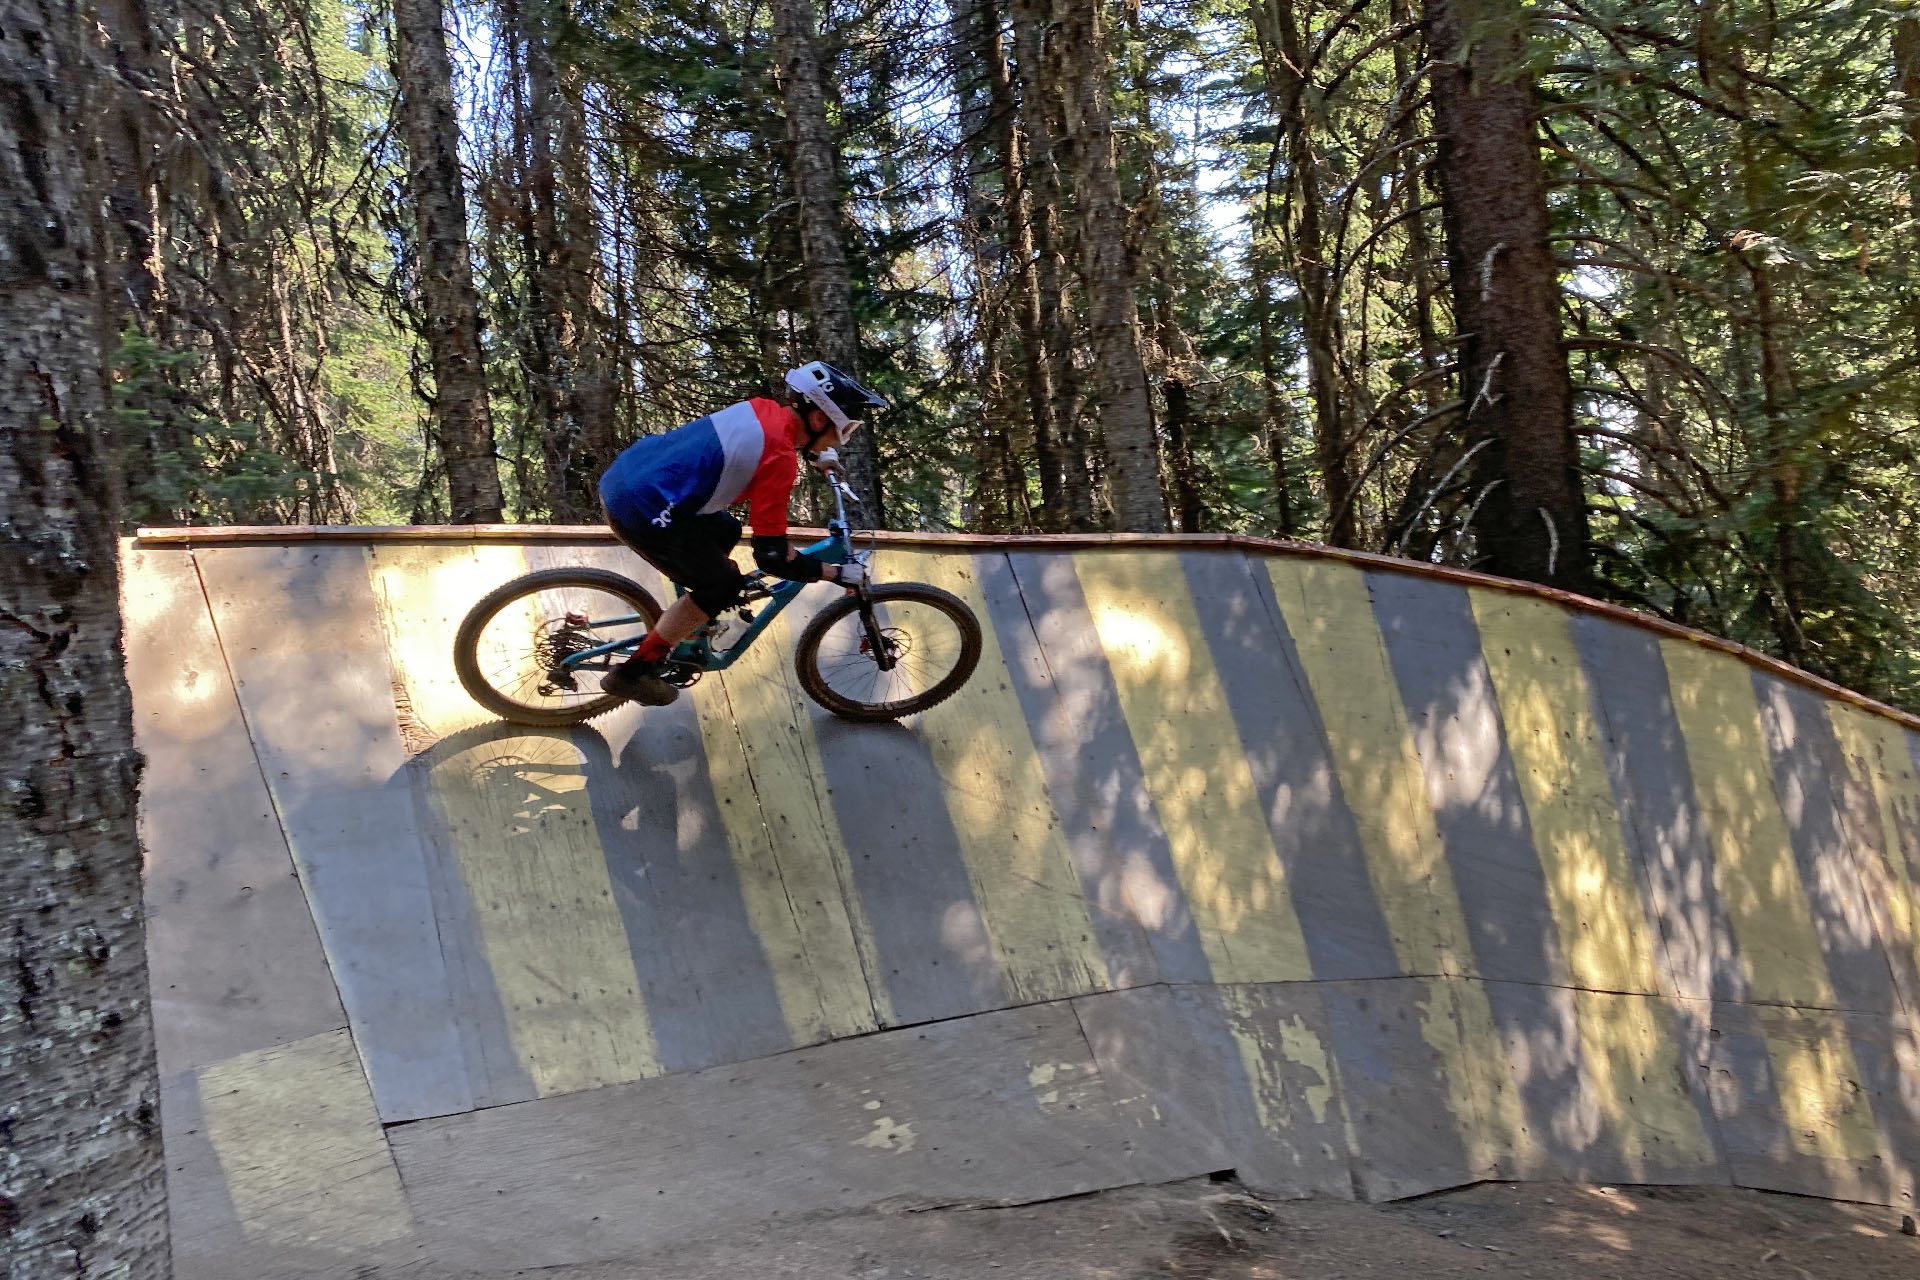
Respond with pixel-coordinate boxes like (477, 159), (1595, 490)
(133, 522), (1920, 734)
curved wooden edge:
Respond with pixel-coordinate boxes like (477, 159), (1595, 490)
(126, 524), (1920, 734)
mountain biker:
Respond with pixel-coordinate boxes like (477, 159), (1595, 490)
(596, 360), (886, 706)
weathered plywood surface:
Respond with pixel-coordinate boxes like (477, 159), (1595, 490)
(631, 540), (888, 1049)
(1073, 983), (1352, 1198)
(807, 702), (1010, 1023)
(992, 552), (1189, 985)
(1370, 573), (1572, 989)
(391, 1002), (1158, 1270)
(1312, 979), (1491, 1199)
(1706, 1002), (1914, 1208)
(131, 538), (1920, 1274)
(196, 545), (470, 1121)
(1190, 552), (1402, 982)
(1662, 638), (1839, 1009)
(1753, 675), (1901, 1015)
(881, 549), (1110, 1004)
(1078, 977), (1715, 1200)
(1571, 614), (1732, 1005)
(1476, 981), (1719, 1187)
(372, 543), (662, 1105)
(1074, 550), (1311, 985)
(1262, 559), (1475, 980)
(1827, 704), (1920, 1013)
(123, 547), (343, 1074)
(165, 1032), (421, 1279)
(1471, 591), (1668, 997)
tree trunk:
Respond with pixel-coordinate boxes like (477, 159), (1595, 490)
(1125, 18), (1205, 533)
(519, 0), (615, 523)
(1249, 0), (1355, 545)
(1427, 0), (1588, 589)
(1, 2), (170, 1273)
(1046, 0), (1166, 532)
(1011, 0), (1093, 529)
(1393, 0), (1444, 385)
(772, 0), (883, 523)
(951, 0), (1015, 530)
(394, 0), (504, 522)
(959, 0), (1055, 530)
(1253, 255), (1298, 536)
(1895, 20), (1920, 364)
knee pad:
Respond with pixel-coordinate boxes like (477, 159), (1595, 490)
(689, 576), (745, 618)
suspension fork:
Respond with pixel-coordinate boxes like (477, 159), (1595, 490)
(855, 590), (899, 672)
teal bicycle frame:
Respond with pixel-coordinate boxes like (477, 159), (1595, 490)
(555, 482), (859, 678)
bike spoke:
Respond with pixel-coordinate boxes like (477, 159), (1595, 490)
(468, 582), (652, 715)
(809, 596), (970, 713)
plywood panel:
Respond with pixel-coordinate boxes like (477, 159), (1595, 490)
(1753, 675), (1901, 1014)
(1265, 558), (1527, 1168)
(1313, 978), (1491, 1198)
(871, 549), (1108, 1003)
(689, 591), (889, 1040)
(1075, 550), (1311, 984)
(1571, 614), (1732, 1004)
(781, 573), (1012, 1024)
(391, 1003), (1157, 1270)
(1662, 640), (1835, 1006)
(1472, 592), (1715, 1173)
(197, 1031), (412, 1251)
(123, 547), (343, 1074)
(197, 545), (470, 1121)
(1073, 983), (1352, 1197)
(1262, 559), (1474, 978)
(1185, 551), (1401, 980)
(1370, 573), (1569, 987)
(370, 544), (659, 1096)
(1706, 1002), (1895, 1204)
(1828, 704), (1920, 1006)
(995, 551), (1188, 985)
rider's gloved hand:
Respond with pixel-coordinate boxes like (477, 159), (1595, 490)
(811, 447), (843, 476)
(835, 561), (869, 589)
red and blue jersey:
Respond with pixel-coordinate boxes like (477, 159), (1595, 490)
(598, 397), (803, 537)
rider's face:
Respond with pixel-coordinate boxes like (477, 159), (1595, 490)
(804, 407), (844, 452)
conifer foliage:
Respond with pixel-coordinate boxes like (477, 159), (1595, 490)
(45, 0), (1920, 707)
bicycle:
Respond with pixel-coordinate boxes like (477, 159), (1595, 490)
(453, 478), (983, 725)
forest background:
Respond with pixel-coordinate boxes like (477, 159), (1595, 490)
(91, 0), (1920, 711)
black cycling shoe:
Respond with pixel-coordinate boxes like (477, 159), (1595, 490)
(602, 655), (680, 706)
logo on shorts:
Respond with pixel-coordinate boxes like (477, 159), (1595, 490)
(651, 508), (673, 529)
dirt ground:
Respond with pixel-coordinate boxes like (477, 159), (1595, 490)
(466, 1176), (1920, 1279)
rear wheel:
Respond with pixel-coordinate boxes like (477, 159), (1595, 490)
(793, 583), (982, 721)
(454, 568), (662, 726)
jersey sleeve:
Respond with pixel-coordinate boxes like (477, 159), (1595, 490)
(737, 399), (802, 536)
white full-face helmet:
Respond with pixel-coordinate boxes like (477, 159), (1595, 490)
(784, 360), (887, 436)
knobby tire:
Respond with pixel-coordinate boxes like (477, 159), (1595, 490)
(454, 567), (662, 726)
(793, 582), (983, 721)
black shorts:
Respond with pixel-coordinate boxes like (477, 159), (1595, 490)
(606, 507), (746, 617)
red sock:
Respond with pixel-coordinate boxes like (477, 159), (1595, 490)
(637, 631), (672, 664)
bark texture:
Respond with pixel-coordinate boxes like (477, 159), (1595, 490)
(1, 2), (170, 1273)
(517, 0), (617, 522)
(1047, 0), (1166, 531)
(1428, 0), (1588, 589)
(952, 0), (1025, 530)
(773, 0), (884, 523)
(1249, 0), (1355, 545)
(1009, 0), (1093, 529)
(1895, 19), (1920, 363)
(395, 0), (504, 522)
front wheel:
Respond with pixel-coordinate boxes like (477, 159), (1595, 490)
(454, 567), (662, 726)
(794, 583), (983, 721)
